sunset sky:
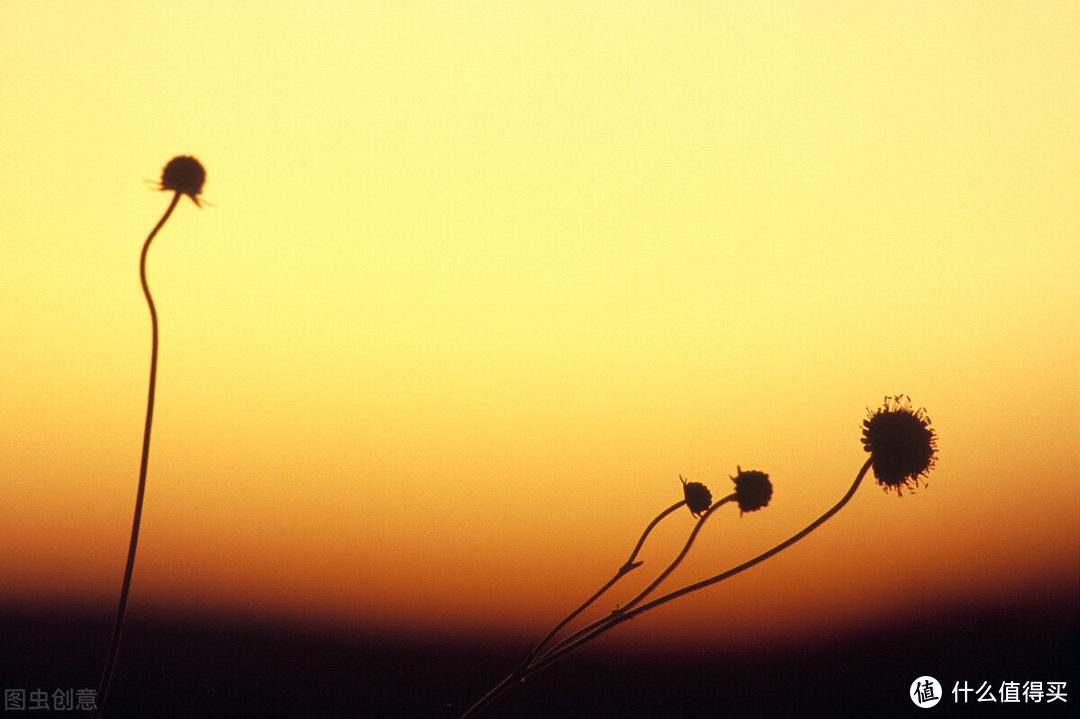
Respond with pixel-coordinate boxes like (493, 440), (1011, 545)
(1, 0), (1076, 658)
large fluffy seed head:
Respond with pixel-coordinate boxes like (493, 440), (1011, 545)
(861, 395), (938, 495)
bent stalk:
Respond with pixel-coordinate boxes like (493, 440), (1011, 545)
(93, 191), (180, 719)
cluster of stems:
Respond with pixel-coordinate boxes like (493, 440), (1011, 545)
(459, 457), (874, 719)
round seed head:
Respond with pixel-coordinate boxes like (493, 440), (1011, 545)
(159, 155), (206, 206)
(861, 395), (938, 495)
(680, 475), (713, 518)
(731, 466), (772, 515)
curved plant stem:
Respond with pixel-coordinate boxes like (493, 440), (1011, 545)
(463, 459), (873, 717)
(460, 493), (743, 719)
(93, 191), (181, 719)
(535, 493), (737, 670)
(528, 457), (874, 677)
(459, 499), (687, 719)
(530, 498), (686, 659)
(617, 493), (735, 614)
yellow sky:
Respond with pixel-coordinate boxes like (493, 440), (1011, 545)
(1, 1), (1077, 649)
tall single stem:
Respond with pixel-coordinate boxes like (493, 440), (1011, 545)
(93, 191), (181, 719)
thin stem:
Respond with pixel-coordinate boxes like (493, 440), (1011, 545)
(618, 493), (735, 614)
(530, 494), (736, 670)
(530, 499), (686, 658)
(622, 500), (687, 571)
(457, 658), (529, 719)
(528, 457), (874, 677)
(93, 191), (181, 719)
(461, 499), (687, 719)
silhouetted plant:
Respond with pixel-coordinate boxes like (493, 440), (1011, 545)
(92, 156), (206, 719)
(459, 468), (771, 718)
(460, 395), (936, 718)
(527, 473), (738, 664)
(861, 394), (937, 494)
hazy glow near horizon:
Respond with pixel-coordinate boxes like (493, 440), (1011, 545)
(1, 2), (1077, 650)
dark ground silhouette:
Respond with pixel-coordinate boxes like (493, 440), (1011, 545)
(1, 591), (1075, 718)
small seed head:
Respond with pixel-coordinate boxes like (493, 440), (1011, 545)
(159, 155), (206, 206)
(680, 475), (713, 518)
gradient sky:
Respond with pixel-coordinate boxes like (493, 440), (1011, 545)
(2, 1), (1077, 653)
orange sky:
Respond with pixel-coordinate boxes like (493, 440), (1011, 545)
(1, 1), (1077, 654)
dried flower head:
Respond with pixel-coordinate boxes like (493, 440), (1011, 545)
(680, 475), (712, 518)
(159, 155), (206, 206)
(861, 395), (937, 494)
(731, 466), (772, 515)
